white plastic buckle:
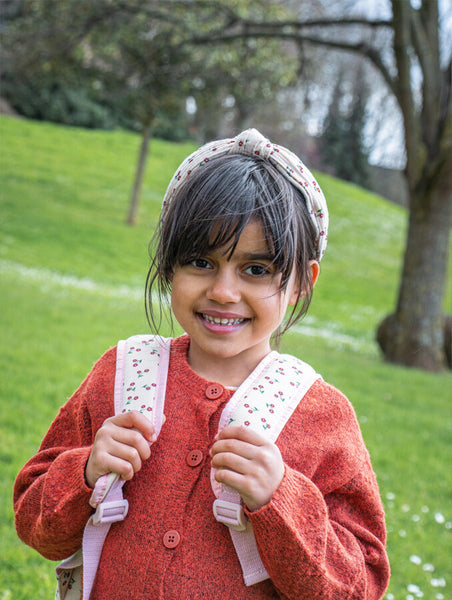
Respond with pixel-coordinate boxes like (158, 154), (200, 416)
(213, 499), (247, 531)
(92, 499), (129, 526)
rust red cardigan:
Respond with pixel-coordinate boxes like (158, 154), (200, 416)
(14, 335), (390, 599)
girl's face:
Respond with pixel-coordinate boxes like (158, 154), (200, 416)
(171, 219), (317, 386)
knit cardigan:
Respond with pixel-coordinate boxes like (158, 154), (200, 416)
(14, 335), (390, 599)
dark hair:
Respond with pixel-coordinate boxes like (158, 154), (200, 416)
(145, 154), (317, 346)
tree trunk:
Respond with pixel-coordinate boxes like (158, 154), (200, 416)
(377, 162), (452, 371)
(127, 122), (153, 225)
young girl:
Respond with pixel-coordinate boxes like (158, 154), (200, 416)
(14, 129), (390, 599)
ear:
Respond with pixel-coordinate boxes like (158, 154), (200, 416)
(309, 260), (320, 288)
(288, 260), (320, 306)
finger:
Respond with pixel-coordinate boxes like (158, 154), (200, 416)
(210, 437), (259, 461)
(86, 441), (143, 486)
(214, 466), (249, 490)
(215, 425), (268, 447)
(99, 423), (152, 461)
(214, 467), (273, 512)
(110, 435), (149, 466)
(109, 441), (146, 477)
(213, 453), (284, 512)
(107, 410), (158, 443)
(92, 433), (149, 478)
(101, 453), (139, 481)
(211, 450), (251, 475)
(213, 465), (268, 505)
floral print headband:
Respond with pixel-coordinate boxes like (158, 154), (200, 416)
(162, 128), (329, 261)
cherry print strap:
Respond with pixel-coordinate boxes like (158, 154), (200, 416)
(211, 351), (321, 585)
(211, 351), (321, 497)
(120, 334), (170, 434)
(59, 336), (171, 600)
(89, 336), (170, 508)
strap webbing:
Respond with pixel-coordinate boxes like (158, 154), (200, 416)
(211, 351), (321, 584)
(79, 336), (169, 600)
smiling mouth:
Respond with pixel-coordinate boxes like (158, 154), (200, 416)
(200, 313), (248, 327)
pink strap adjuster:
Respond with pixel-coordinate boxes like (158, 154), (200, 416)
(92, 499), (129, 525)
(213, 498), (247, 531)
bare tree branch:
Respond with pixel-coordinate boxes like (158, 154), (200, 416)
(238, 17), (393, 29)
(191, 29), (396, 97)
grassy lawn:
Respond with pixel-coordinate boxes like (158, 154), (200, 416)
(1, 116), (451, 599)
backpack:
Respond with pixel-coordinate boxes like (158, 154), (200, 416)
(56, 335), (321, 599)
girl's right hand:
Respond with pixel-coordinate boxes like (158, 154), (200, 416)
(85, 411), (158, 488)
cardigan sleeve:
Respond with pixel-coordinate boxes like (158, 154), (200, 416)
(247, 381), (390, 600)
(13, 347), (117, 561)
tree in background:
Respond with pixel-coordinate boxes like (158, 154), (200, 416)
(201, 0), (451, 371)
(2, 0), (450, 371)
(0, 0), (135, 129)
(0, 0), (296, 224)
(320, 63), (369, 187)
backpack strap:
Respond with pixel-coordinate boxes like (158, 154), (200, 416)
(56, 335), (170, 600)
(89, 334), (171, 507)
(211, 351), (321, 586)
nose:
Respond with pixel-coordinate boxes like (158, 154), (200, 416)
(206, 267), (241, 304)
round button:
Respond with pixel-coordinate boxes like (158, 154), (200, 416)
(163, 530), (181, 549)
(186, 449), (204, 467)
(205, 384), (224, 399)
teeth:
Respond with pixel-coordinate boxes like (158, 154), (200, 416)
(202, 314), (245, 326)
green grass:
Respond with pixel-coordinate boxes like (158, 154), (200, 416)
(1, 116), (451, 599)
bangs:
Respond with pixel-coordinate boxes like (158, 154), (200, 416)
(159, 155), (302, 282)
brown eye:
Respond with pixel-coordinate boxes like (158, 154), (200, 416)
(190, 258), (212, 269)
(244, 264), (270, 276)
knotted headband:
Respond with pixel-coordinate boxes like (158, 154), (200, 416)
(162, 128), (329, 261)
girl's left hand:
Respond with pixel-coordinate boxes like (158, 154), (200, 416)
(210, 425), (285, 512)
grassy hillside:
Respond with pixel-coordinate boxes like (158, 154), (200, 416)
(1, 116), (451, 599)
